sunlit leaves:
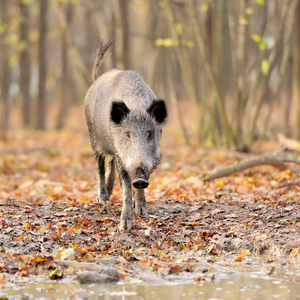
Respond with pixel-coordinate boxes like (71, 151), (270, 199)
(261, 59), (270, 75)
(255, 0), (265, 5)
(21, 0), (31, 5)
(18, 40), (29, 52)
(155, 38), (174, 47)
(175, 23), (183, 35)
(239, 17), (248, 25)
(200, 3), (208, 12)
(245, 7), (254, 15)
(259, 41), (267, 50)
(0, 24), (5, 35)
(155, 38), (194, 48)
(252, 35), (268, 51)
(181, 40), (194, 48)
(251, 33), (261, 43)
(59, 0), (80, 3)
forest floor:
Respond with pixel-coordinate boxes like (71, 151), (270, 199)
(0, 109), (300, 289)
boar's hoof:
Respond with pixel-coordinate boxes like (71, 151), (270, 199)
(97, 188), (109, 203)
(120, 206), (132, 230)
(97, 193), (109, 204)
(132, 179), (149, 189)
(97, 195), (109, 204)
(120, 217), (132, 230)
(135, 202), (147, 216)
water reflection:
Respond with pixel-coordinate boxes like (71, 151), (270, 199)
(1, 274), (300, 300)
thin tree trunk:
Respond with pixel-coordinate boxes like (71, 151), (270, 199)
(166, 1), (203, 141)
(248, 0), (290, 144)
(36, 0), (48, 130)
(119, 0), (129, 69)
(0, 0), (10, 140)
(19, 0), (31, 128)
(293, 0), (300, 139)
(234, 0), (247, 148)
(186, 0), (234, 148)
(56, 3), (72, 130)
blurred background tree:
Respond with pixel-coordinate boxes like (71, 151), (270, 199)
(0, 0), (299, 150)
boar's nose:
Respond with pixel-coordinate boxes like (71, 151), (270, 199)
(132, 178), (149, 189)
(132, 168), (149, 189)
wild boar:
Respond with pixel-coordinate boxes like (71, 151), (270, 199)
(84, 40), (167, 229)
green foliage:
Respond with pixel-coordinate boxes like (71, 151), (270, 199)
(200, 3), (208, 12)
(261, 59), (270, 75)
(18, 40), (29, 52)
(175, 23), (183, 35)
(255, 0), (265, 4)
(246, 7), (254, 15)
(0, 24), (5, 35)
(21, 0), (31, 5)
(258, 40), (268, 50)
(155, 38), (194, 48)
(252, 34), (268, 50)
(155, 38), (175, 47)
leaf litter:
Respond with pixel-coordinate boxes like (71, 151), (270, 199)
(0, 127), (300, 291)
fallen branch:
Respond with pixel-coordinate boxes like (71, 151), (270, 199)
(277, 133), (300, 152)
(203, 155), (300, 181)
(271, 180), (300, 189)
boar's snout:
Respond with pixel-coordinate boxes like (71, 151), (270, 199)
(132, 167), (149, 189)
(132, 178), (149, 189)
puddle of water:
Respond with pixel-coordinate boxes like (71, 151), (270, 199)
(1, 274), (300, 300)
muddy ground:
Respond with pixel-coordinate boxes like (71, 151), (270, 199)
(1, 194), (300, 261)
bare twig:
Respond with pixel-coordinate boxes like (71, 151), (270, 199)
(271, 180), (300, 189)
(203, 155), (300, 181)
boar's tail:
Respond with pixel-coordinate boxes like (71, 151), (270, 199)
(92, 39), (115, 82)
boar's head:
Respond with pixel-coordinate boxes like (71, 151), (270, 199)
(110, 99), (167, 189)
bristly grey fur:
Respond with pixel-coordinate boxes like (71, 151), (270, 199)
(84, 40), (167, 230)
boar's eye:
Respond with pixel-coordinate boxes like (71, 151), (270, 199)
(125, 132), (131, 140)
(146, 130), (153, 141)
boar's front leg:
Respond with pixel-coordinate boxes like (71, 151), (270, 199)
(134, 189), (147, 216)
(95, 153), (109, 203)
(105, 155), (115, 196)
(116, 162), (132, 230)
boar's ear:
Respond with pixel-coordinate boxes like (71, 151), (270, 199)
(110, 101), (130, 125)
(147, 100), (167, 124)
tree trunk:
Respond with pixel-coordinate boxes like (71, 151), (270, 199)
(56, 3), (72, 130)
(19, 0), (31, 128)
(36, 0), (48, 130)
(0, 0), (11, 140)
(293, 0), (300, 139)
(118, 0), (129, 69)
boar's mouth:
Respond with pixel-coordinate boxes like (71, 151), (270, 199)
(132, 167), (149, 189)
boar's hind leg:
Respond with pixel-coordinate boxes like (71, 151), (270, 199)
(95, 153), (109, 203)
(134, 189), (147, 216)
(117, 163), (132, 230)
(105, 155), (115, 196)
